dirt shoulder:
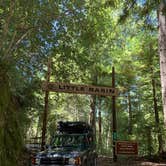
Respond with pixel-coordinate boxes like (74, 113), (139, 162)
(110, 161), (166, 166)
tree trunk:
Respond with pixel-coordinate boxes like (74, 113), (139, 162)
(0, 69), (23, 166)
(90, 95), (97, 137)
(98, 97), (102, 147)
(90, 74), (98, 140)
(106, 122), (111, 150)
(146, 127), (152, 157)
(152, 78), (163, 153)
(128, 91), (132, 135)
(158, 0), (166, 126)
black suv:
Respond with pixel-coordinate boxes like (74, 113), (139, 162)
(31, 122), (97, 166)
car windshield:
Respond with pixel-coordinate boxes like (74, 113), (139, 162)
(51, 134), (89, 149)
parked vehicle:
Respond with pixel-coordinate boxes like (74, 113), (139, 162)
(31, 122), (97, 166)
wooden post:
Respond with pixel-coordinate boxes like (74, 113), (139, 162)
(41, 58), (51, 150)
(112, 67), (117, 162)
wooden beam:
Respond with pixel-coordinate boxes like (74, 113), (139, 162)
(42, 82), (118, 97)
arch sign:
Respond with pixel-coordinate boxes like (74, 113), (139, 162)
(42, 82), (118, 97)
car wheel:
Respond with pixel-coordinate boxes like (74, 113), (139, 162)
(94, 158), (97, 166)
(82, 159), (87, 166)
(90, 157), (97, 166)
(87, 160), (91, 166)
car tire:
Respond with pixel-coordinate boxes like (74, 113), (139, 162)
(82, 159), (87, 166)
(94, 158), (97, 166)
(90, 157), (97, 166)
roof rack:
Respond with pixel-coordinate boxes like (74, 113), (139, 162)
(57, 121), (92, 134)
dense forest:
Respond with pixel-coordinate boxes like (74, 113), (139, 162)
(0, 0), (166, 166)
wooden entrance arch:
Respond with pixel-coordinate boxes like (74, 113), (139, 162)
(41, 59), (118, 161)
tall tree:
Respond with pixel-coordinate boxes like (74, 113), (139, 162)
(119, 0), (166, 127)
(0, 1), (60, 165)
(158, 0), (166, 126)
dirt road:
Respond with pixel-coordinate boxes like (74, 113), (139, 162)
(22, 152), (166, 166)
(97, 156), (166, 166)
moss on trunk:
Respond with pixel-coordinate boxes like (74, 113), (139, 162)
(0, 70), (23, 166)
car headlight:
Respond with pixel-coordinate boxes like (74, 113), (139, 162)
(68, 158), (75, 164)
(68, 157), (81, 165)
(35, 158), (40, 165)
(31, 157), (40, 165)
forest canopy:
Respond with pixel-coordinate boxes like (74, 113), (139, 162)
(0, 0), (166, 166)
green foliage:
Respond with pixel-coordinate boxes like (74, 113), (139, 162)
(0, 0), (165, 164)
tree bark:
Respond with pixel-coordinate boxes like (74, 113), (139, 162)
(90, 74), (98, 140)
(146, 127), (152, 157)
(90, 95), (97, 137)
(152, 78), (163, 153)
(0, 67), (23, 166)
(158, 0), (166, 126)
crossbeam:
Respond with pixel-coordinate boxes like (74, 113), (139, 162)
(42, 82), (118, 97)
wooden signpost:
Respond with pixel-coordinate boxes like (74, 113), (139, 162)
(112, 67), (117, 162)
(41, 61), (118, 161)
(116, 141), (138, 155)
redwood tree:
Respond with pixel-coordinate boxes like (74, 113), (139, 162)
(158, 0), (166, 126)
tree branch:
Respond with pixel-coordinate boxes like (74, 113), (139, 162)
(0, 1), (15, 50)
(2, 29), (32, 61)
(4, 31), (17, 57)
